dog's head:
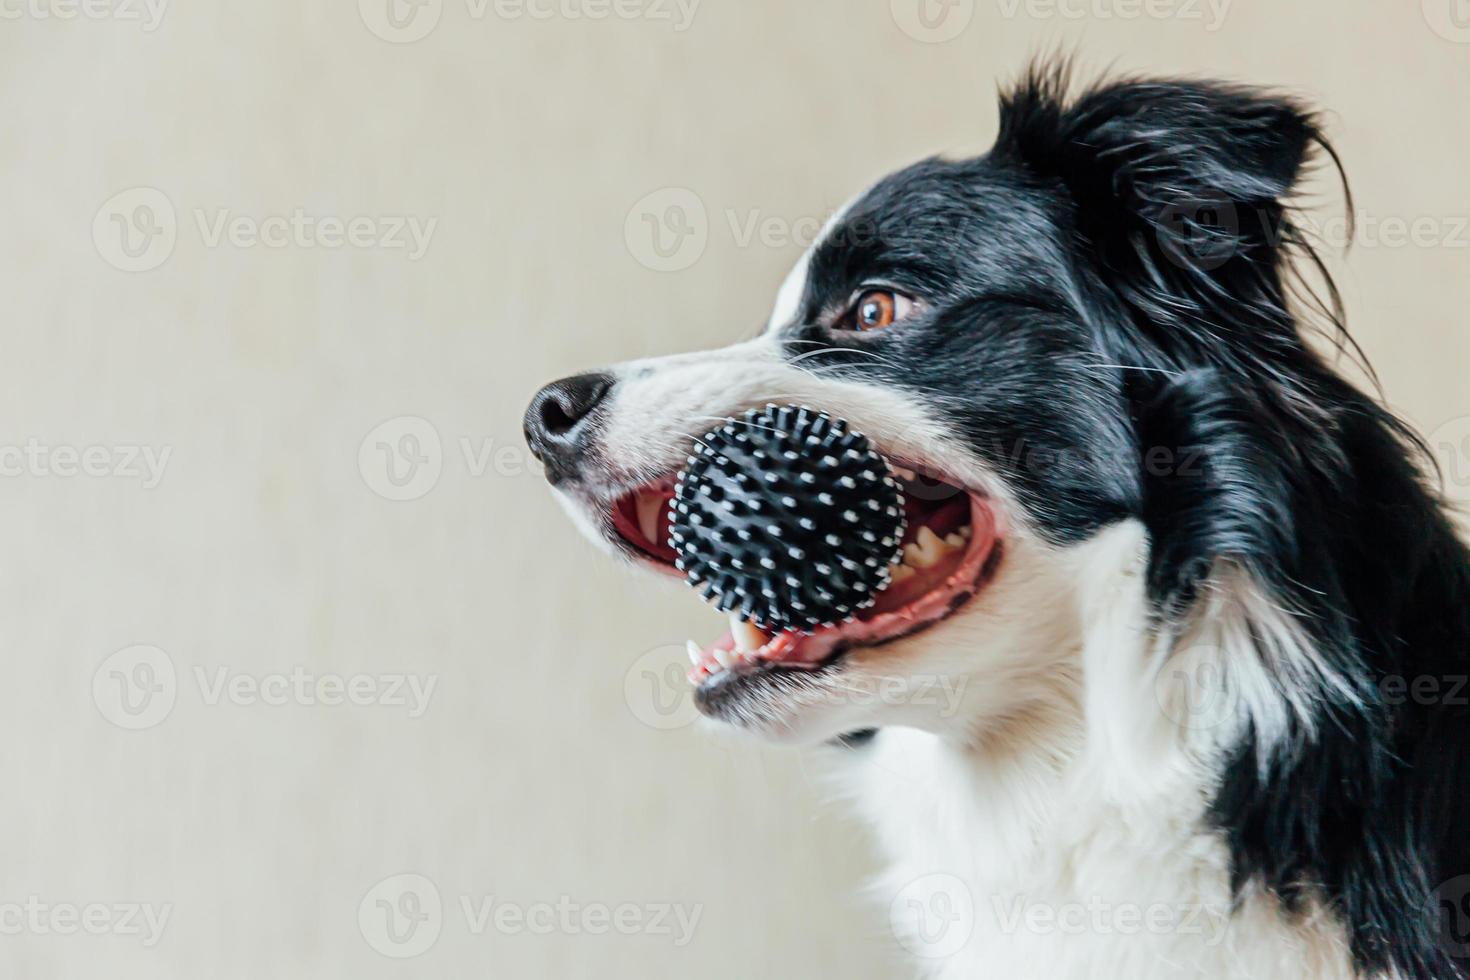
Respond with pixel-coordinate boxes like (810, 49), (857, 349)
(524, 64), (1383, 748)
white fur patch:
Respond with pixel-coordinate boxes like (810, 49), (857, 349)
(1158, 564), (1363, 775)
(766, 193), (859, 331)
(767, 247), (812, 332)
(829, 523), (1360, 980)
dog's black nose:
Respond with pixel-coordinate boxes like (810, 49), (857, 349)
(523, 372), (615, 484)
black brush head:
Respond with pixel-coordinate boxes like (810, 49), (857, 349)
(668, 404), (906, 633)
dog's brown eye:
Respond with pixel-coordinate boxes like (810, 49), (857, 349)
(845, 289), (915, 332)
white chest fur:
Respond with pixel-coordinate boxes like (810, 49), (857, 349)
(836, 726), (1360, 980)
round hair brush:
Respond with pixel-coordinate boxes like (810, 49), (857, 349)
(668, 404), (905, 633)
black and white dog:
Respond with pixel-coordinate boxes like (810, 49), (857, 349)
(523, 63), (1470, 979)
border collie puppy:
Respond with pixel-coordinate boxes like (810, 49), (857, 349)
(523, 62), (1470, 979)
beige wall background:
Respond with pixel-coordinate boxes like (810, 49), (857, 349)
(0, 0), (1465, 976)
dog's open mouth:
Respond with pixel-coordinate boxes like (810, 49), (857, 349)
(608, 464), (1003, 693)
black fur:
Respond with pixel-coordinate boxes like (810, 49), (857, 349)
(773, 61), (1470, 978)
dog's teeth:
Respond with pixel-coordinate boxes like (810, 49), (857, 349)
(890, 563), (916, 583)
(686, 640), (703, 666)
(712, 647), (734, 670)
(958, 524), (973, 540)
(903, 545), (945, 571)
(944, 532), (965, 549)
(636, 492), (665, 545)
(728, 612), (767, 654)
(905, 526), (948, 569)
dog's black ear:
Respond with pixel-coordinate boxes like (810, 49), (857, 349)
(992, 63), (1331, 373)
